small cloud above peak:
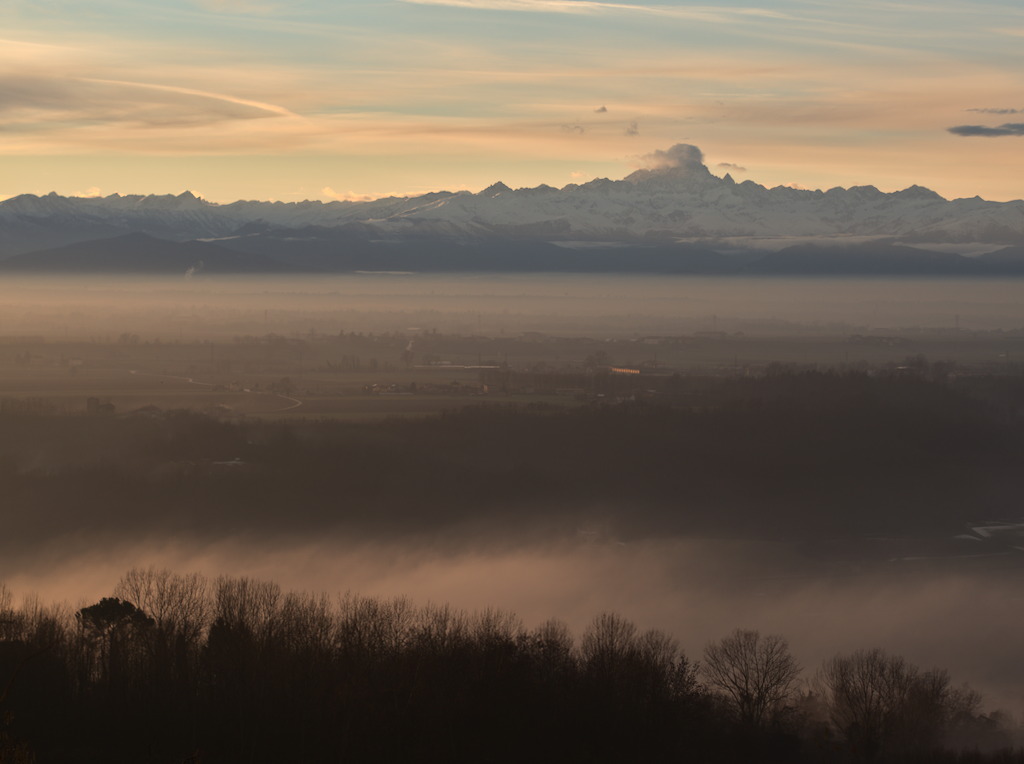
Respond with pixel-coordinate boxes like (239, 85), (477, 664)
(638, 143), (706, 172)
(717, 162), (746, 173)
(624, 143), (712, 184)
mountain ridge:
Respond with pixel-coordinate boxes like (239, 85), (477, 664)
(3, 144), (1024, 273)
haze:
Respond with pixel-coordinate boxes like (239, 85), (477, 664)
(3, 272), (1024, 717)
(3, 273), (1024, 339)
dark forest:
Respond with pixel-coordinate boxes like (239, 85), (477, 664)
(3, 369), (1024, 762)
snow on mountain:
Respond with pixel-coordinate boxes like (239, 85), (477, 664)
(2, 144), (1024, 258)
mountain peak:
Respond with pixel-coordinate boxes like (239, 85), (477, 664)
(894, 184), (944, 202)
(624, 143), (713, 186)
(479, 181), (512, 198)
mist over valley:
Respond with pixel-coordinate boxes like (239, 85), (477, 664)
(3, 273), (1024, 747)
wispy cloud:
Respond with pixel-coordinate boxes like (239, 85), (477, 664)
(948, 123), (1024, 137)
(191, 0), (282, 13)
(718, 161), (746, 172)
(0, 74), (293, 129)
(398, 0), (791, 23)
(966, 107), (1022, 115)
(399, 0), (665, 15)
(322, 186), (395, 202)
(0, 37), (85, 66)
(86, 79), (296, 119)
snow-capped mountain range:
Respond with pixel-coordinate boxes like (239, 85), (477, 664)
(2, 144), (1023, 273)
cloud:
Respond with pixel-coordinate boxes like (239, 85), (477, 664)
(560, 123), (585, 134)
(947, 123), (1024, 137)
(594, 105), (607, 113)
(624, 120), (639, 136)
(400, 0), (665, 14)
(0, 74), (292, 129)
(397, 0), (791, 23)
(0, 37), (84, 67)
(639, 143), (705, 171)
(322, 187), (404, 202)
(717, 162), (746, 172)
(192, 0), (281, 12)
(322, 187), (380, 202)
(966, 108), (1022, 115)
(74, 186), (104, 198)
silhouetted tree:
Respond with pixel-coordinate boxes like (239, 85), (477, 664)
(817, 648), (953, 761)
(76, 598), (154, 686)
(702, 628), (801, 728)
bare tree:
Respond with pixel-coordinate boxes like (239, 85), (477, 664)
(580, 612), (638, 674)
(701, 628), (801, 727)
(817, 648), (951, 760)
(0, 584), (17, 643)
(115, 568), (210, 646)
(525, 618), (574, 672)
(336, 594), (414, 657)
(411, 603), (469, 655)
(276, 591), (334, 656)
(471, 607), (524, 650)
(214, 576), (281, 641)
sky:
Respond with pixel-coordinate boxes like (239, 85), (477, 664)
(2, 0), (1024, 203)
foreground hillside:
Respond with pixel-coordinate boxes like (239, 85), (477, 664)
(1, 571), (1018, 763)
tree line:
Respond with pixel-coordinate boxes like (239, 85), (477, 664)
(0, 570), (1018, 763)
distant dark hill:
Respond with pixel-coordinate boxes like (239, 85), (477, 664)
(0, 232), (284, 274)
(212, 225), (386, 271)
(213, 227), (736, 273)
(743, 242), (983, 275)
(977, 245), (1024, 272)
(8, 229), (1021, 275)
(0, 218), (131, 261)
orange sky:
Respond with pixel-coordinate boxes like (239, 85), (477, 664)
(3, 1), (1023, 201)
